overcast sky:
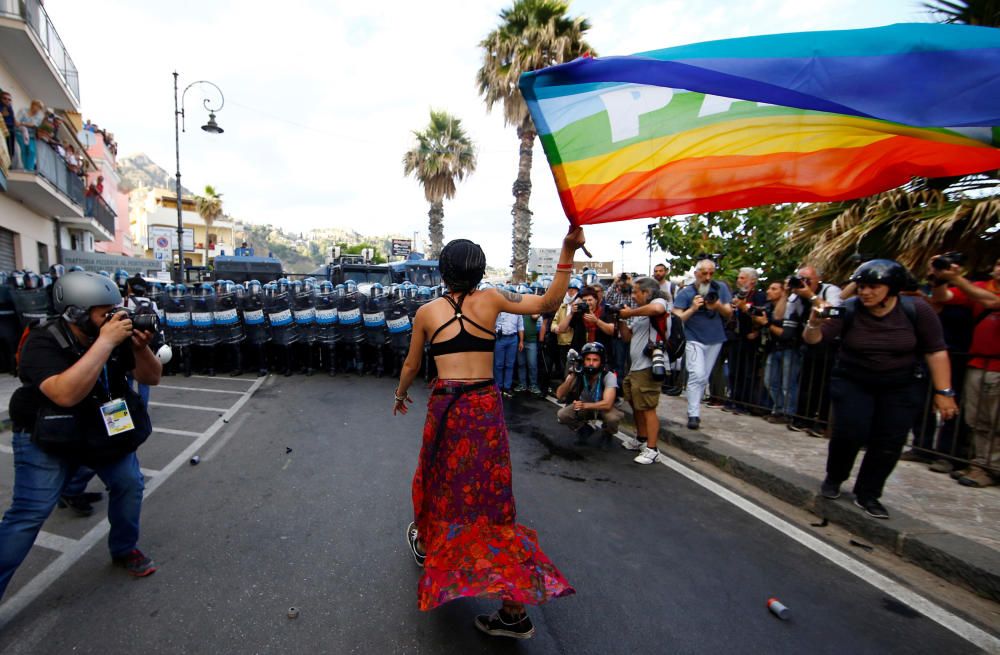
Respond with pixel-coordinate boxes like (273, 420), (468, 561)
(45, 0), (930, 274)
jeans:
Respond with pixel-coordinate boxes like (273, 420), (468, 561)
(493, 334), (519, 390)
(62, 466), (98, 496)
(765, 348), (802, 417)
(0, 433), (145, 599)
(825, 374), (923, 500)
(517, 340), (538, 389)
(684, 341), (723, 418)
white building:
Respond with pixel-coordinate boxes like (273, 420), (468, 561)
(0, 1), (117, 271)
(129, 187), (236, 269)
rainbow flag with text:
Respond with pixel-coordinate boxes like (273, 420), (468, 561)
(519, 23), (1000, 225)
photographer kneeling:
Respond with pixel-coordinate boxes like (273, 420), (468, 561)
(555, 342), (622, 445)
(804, 260), (955, 520)
(0, 271), (162, 599)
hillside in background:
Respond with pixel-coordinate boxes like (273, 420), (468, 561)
(117, 153), (192, 195)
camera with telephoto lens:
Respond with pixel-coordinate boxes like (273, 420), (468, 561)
(566, 348), (582, 375)
(931, 252), (966, 271)
(643, 341), (668, 381)
(703, 291), (719, 305)
(817, 305), (844, 319)
(574, 300), (587, 314)
(109, 307), (160, 333)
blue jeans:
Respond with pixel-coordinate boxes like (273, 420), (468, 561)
(765, 348), (802, 417)
(14, 131), (36, 170)
(517, 340), (538, 389)
(0, 433), (145, 600)
(62, 466), (98, 496)
(493, 334), (519, 390)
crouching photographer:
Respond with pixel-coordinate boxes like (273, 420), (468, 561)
(804, 260), (955, 520)
(0, 271), (162, 599)
(555, 342), (622, 445)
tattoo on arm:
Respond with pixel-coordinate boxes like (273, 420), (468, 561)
(498, 290), (523, 303)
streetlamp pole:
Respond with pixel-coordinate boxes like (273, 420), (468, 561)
(620, 239), (632, 277)
(173, 72), (225, 283)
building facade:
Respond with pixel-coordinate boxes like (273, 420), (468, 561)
(129, 187), (236, 269)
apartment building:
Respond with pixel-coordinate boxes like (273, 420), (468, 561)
(129, 187), (236, 269)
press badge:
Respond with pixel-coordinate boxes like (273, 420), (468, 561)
(100, 398), (135, 436)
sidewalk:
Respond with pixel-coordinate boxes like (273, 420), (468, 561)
(625, 394), (1000, 603)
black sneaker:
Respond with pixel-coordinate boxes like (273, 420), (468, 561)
(112, 548), (157, 577)
(58, 495), (95, 517)
(787, 420), (808, 432)
(475, 610), (535, 639)
(854, 497), (890, 520)
(406, 521), (425, 567)
(820, 479), (841, 499)
(687, 416), (700, 430)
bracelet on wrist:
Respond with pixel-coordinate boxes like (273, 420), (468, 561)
(394, 390), (408, 402)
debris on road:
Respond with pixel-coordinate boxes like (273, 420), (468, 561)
(287, 607), (299, 619)
(849, 539), (874, 552)
(767, 598), (790, 620)
(810, 518), (829, 528)
(189, 455), (200, 465)
(286, 447), (293, 454)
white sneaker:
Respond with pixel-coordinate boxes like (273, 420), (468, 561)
(634, 446), (659, 465)
(621, 436), (643, 451)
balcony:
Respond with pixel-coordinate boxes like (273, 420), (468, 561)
(6, 138), (85, 218)
(60, 193), (116, 242)
(0, 0), (81, 110)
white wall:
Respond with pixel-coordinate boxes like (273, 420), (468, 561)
(1, 195), (56, 271)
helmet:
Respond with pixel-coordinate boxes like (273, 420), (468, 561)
(170, 283), (187, 297)
(52, 271), (123, 334)
(276, 278), (290, 293)
(289, 280), (303, 295)
(48, 264), (66, 279)
(127, 275), (148, 296)
(114, 268), (129, 288)
(581, 269), (598, 286)
(849, 259), (909, 296)
(318, 281), (333, 294)
(41, 274), (53, 288)
(22, 272), (41, 290)
(156, 343), (174, 365)
(370, 282), (384, 298)
(68, 265), (85, 273)
(263, 282), (280, 298)
(517, 284), (531, 295)
(580, 341), (606, 373)
(334, 283), (346, 294)
(417, 286), (432, 300)
(246, 280), (263, 297)
(568, 278), (583, 290)
(529, 281), (543, 295)
(477, 281), (493, 291)
(97, 270), (110, 278)
(345, 279), (358, 294)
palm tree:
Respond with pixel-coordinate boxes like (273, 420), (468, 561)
(793, 3), (1000, 278)
(477, 0), (594, 282)
(402, 110), (477, 259)
(195, 185), (224, 266)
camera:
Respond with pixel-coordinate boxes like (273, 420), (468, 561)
(703, 291), (719, 305)
(931, 252), (966, 271)
(643, 341), (668, 381)
(786, 275), (806, 290)
(749, 306), (768, 317)
(109, 308), (160, 333)
(734, 289), (749, 300)
(817, 306), (844, 319)
(566, 348), (582, 375)
(574, 300), (587, 314)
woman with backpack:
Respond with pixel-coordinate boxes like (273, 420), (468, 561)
(803, 260), (958, 519)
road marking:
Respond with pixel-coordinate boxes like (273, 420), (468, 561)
(140, 468), (160, 478)
(542, 395), (1000, 650)
(34, 531), (78, 554)
(154, 427), (202, 437)
(148, 401), (228, 412)
(0, 444), (11, 455)
(200, 412), (250, 461)
(188, 374), (254, 385)
(0, 375), (266, 631)
(156, 385), (246, 395)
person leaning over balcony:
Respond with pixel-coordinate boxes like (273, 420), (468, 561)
(806, 260), (955, 520)
(0, 90), (15, 160)
(930, 255), (1000, 488)
(14, 99), (44, 171)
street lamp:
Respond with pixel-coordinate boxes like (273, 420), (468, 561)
(620, 239), (632, 276)
(173, 72), (224, 283)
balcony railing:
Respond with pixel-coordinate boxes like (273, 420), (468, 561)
(86, 193), (116, 235)
(32, 137), (84, 206)
(0, 0), (81, 104)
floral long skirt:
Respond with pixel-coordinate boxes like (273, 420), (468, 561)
(411, 378), (575, 611)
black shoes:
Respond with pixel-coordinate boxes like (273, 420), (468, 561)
(686, 416), (700, 430)
(475, 610), (535, 639)
(854, 497), (890, 520)
(406, 521), (425, 567)
(58, 493), (102, 517)
(820, 479), (841, 499)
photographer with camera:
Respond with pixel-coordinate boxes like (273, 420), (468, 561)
(555, 342), (622, 445)
(672, 259), (733, 430)
(550, 278), (583, 378)
(804, 260), (954, 519)
(605, 274), (635, 386)
(930, 254), (1000, 488)
(727, 268), (767, 413)
(1, 272), (162, 598)
(618, 277), (671, 465)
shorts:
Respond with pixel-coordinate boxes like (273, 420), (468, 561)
(623, 367), (661, 411)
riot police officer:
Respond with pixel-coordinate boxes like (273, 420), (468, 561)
(336, 279), (365, 374)
(263, 281), (298, 376)
(163, 283), (193, 376)
(314, 281), (340, 376)
(291, 279), (318, 375)
(241, 280), (271, 376)
(362, 283), (391, 377)
(189, 282), (219, 376)
(214, 280), (245, 375)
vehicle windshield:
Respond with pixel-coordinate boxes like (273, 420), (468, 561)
(406, 266), (440, 286)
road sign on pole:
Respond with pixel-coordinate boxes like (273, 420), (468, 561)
(391, 239), (412, 258)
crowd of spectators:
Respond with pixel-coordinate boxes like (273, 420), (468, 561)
(512, 252), (999, 492)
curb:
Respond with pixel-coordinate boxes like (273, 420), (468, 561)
(619, 404), (1000, 603)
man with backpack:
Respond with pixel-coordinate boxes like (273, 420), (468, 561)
(555, 342), (622, 445)
(618, 277), (672, 465)
(0, 271), (161, 599)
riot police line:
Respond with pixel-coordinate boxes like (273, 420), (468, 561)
(1, 267), (563, 381)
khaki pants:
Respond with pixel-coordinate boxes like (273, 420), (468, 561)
(963, 368), (1000, 470)
(557, 404), (623, 435)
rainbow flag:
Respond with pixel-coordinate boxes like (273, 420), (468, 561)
(519, 24), (1000, 226)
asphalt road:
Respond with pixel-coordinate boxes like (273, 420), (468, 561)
(0, 373), (990, 654)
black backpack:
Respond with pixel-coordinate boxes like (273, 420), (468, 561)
(652, 311), (686, 363)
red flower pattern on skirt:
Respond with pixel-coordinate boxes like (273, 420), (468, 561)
(412, 379), (575, 611)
